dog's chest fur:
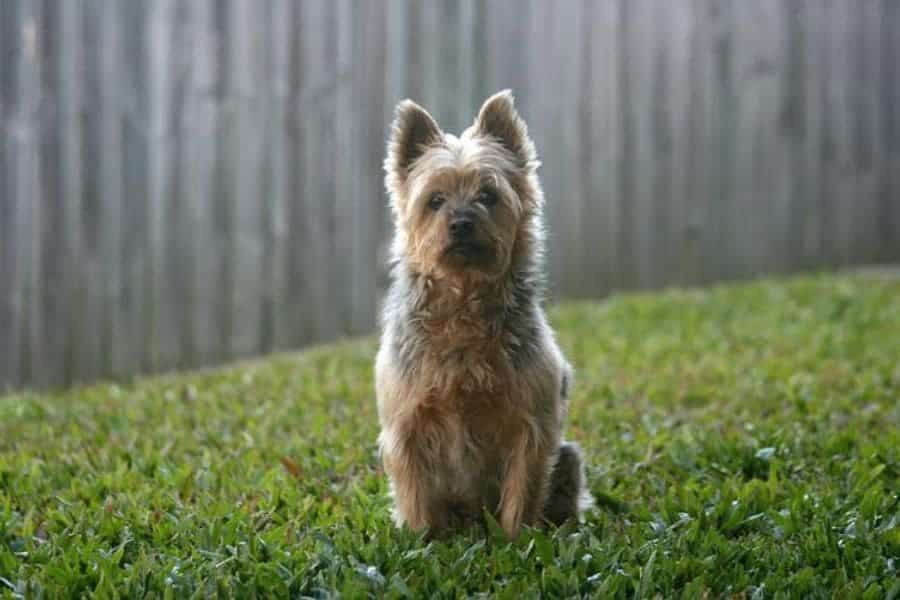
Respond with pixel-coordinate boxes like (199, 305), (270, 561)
(391, 290), (521, 501)
(389, 274), (539, 406)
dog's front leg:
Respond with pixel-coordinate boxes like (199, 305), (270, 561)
(382, 430), (438, 532)
(498, 429), (547, 538)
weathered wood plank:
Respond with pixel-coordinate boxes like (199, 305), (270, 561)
(524, 0), (563, 293)
(381, 0), (408, 295)
(264, 0), (292, 351)
(53, 0), (85, 386)
(145, 0), (177, 372)
(210, 0), (232, 362)
(403, 0), (425, 105)
(782, 0), (811, 271)
(555, 0), (586, 296)
(880, 0), (900, 262)
(180, 0), (220, 364)
(298, 0), (339, 342)
(17, 0), (44, 385)
(731, 0), (758, 276)
(733, 0), (786, 277)
(161, 0), (189, 369)
(351, 0), (386, 335)
(612, 0), (637, 288)
(166, 0), (194, 369)
(226, 0), (266, 358)
(456, 0), (479, 126)
(484, 0), (530, 105)
(35, 1), (66, 387)
(585, 0), (623, 295)
(384, 0), (409, 112)
(682, 0), (714, 285)
(75, 0), (105, 381)
(334, 0), (360, 336)
(621, 0), (663, 289)
(0, 1), (12, 388)
(827, 0), (856, 268)
(0, 0), (25, 388)
(853, 0), (882, 265)
(661, 0), (695, 286)
(697, 0), (738, 283)
(799, 0), (827, 268)
(422, 0), (455, 130)
(648, 0), (677, 287)
(283, 0), (308, 349)
(98, 0), (127, 377)
(713, 0), (739, 282)
(764, 0), (795, 277)
(120, 0), (150, 377)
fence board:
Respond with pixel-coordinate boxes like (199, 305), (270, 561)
(75, 0), (104, 381)
(227, 0), (266, 358)
(145, 0), (176, 372)
(708, 0), (738, 282)
(584, 0), (623, 294)
(882, 0), (900, 260)
(178, 0), (218, 364)
(0, 1), (15, 387)
(335, 0), (361, 336)
(557, 0), (586, 296)
(99, 0), (128, 376)
(832, 0), (857, 268)
(525, 1), (563, 291)
(353, 0), (387, 335)
(264, 0), (292, 351)
(801, 0), (827, 268)
(282, 0), (308, 349)
(855, 0), (882, 265)
(35, 0), (65, 387)
(1, 1), (25, 388)
(733, 0), (781, 276)
(119, 1), (149, 378)
(299, 0), (339, 343)
(17, 0), (43, 385)
(662, 0), (694, 286)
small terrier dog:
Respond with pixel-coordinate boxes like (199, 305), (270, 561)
(376, 91), (592, 538)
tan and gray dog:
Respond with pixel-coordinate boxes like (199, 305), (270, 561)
(375, 91), (592, 538)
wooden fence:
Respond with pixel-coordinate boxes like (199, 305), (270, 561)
(1, 0), (898, 389)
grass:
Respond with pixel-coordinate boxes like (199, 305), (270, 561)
(1, 273), (899, 599)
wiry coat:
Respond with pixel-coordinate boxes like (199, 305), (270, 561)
(376, 91), (591, 537)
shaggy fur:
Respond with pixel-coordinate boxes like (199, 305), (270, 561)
(376, 91), (592, 538)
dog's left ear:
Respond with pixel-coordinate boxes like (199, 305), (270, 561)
(386, 99), (443, 190)
(474, 90), (537, 167)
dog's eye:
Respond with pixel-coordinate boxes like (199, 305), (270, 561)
(476, 190), (497, 208)
(427, 193), (445, 211)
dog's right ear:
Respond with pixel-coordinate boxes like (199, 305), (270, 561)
(474, 90), (536, 168)
(385, 100), (442, 189)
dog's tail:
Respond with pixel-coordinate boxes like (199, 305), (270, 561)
(543, 441), (594, 526)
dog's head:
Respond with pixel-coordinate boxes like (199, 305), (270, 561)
(385, 91), (542, 282)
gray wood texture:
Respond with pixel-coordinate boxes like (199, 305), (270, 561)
(1, 0), (898, 389)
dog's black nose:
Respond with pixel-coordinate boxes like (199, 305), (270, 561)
(450, 215), (474, 238)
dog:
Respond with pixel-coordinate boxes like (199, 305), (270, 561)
(375, 90), (592, 538)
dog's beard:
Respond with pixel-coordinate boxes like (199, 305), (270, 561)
(438, 237), (502, 276)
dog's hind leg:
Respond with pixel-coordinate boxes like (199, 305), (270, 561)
(542, 441), (592, 526)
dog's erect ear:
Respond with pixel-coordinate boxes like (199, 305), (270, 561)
(474, 90), (536, 166)
(386, 99), (442, 186)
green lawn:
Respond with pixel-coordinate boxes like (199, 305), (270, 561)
(1, 274), (898, 598)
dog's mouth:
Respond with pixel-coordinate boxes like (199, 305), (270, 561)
(443, 241), (494, 267)
(446, 241), (489, 258)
